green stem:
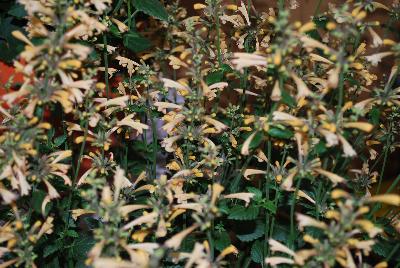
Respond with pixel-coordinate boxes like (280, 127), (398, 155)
(214, 0), (222, 66)
(376, 139), (390, 194)
(385, 173), (400, 194)
(385, 243), (400, 262)
(289, 176), (302, 248)
(370, 173), (400, 216)
(313, 0), (323, 17)
(103, 34), (110, 99)
(207, 229), (214, 260)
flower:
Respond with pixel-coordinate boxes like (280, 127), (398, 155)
(164, 224), (198, 250)
(232, 53), (267, 70)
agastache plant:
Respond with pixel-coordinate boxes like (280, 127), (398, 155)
(0, 0), (399, 267)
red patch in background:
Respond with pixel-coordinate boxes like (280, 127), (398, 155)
(0, 61), (23, 94)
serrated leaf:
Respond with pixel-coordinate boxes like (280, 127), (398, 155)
(44, 240), (63, 257)
(251, 240), (264, 263)
(132, 0), (168, 21)
(69, 234), (95, 260)
(228, 205), (259, 221)
(123, 31), (152, 53)
(370, 107), (380, 125)
(268, 127), (293, 139)
(237, 221), (265, 242)
(246, 186), (262, 201)
(215, 231), (231, 251)
(205, 70), (224, 85)
(260, 200), (277, 214)
(218, 200), (229, 214)
(65, 230), (79, 238)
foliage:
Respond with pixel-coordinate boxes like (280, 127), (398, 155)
(0, 0), (400, 267)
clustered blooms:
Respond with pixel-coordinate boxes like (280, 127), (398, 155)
(0, 0), (400, 267)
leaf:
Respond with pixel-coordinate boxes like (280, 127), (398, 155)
(236, 221), (265, 242)
(372, 239), (392, 258)
(251, 240), (264, 263)
(32, 189), (52, 215)
(271, 224), (290, 242)
(69, 234), (95, 260)
(314, 140), (327, 155)
(132, 0), (169, 21)
(0, 17), (25, 63)
(65, 230), (79, 238)
(247, 186), (262, 201)
(54, 134), (67, 147)
(281, 89), (296, 108)
(8, 4), (27, 18)
(260, 200), (277, 214)
(123, 31), (152, 53)
(205, 70), (224, 85)
(109, 24), (122, 38)
(370, 107), (380, 125)
(249, 132), (263, 150)
(44, 239), (63, 257)
(228, 205), (259, 221)
(217, 200), (229, 214)
(268, 127), (293, 139)
(215, 231), (231, 251)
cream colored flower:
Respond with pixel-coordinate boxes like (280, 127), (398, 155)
(296, 213), (328, 230)
(116, 114), (149, 135)
(232, 53), (267, 70)
(154, 102), (182, 114)
(164, 224), (198, 250)
(223, 192), (255, 206)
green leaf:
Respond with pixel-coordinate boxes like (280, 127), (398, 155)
(228, 205), (259, 221)
(281, 89), (296, 108)
(123, 31), (152, 53)
(32, 189), (51, 215)
(217, 200), (229, 214)
(236, 221), (264, 242)
(370, 107), (380, 125)
(215, 231), (231, 251)
(260, 200), (277, 214)
(69, 234), (95, 260)
(205, 70), (224, 85)
(44, 240), (63, 257)
(268, 127), (293, 139)
(250, 132), (263, 150)
(8, 4), (27, 18)
(109, 24), (122, 38)
(132, 0), (169, 21)
(247, 186), (262, 201)
(251, 240), (264, 263)
(0, 17), (25, 63)
(314, 140), (327, 154)
(65, 230), (79, 238)
(54, 134), (67, 147)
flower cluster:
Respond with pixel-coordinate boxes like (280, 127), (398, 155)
(0, 0), (400, 267)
